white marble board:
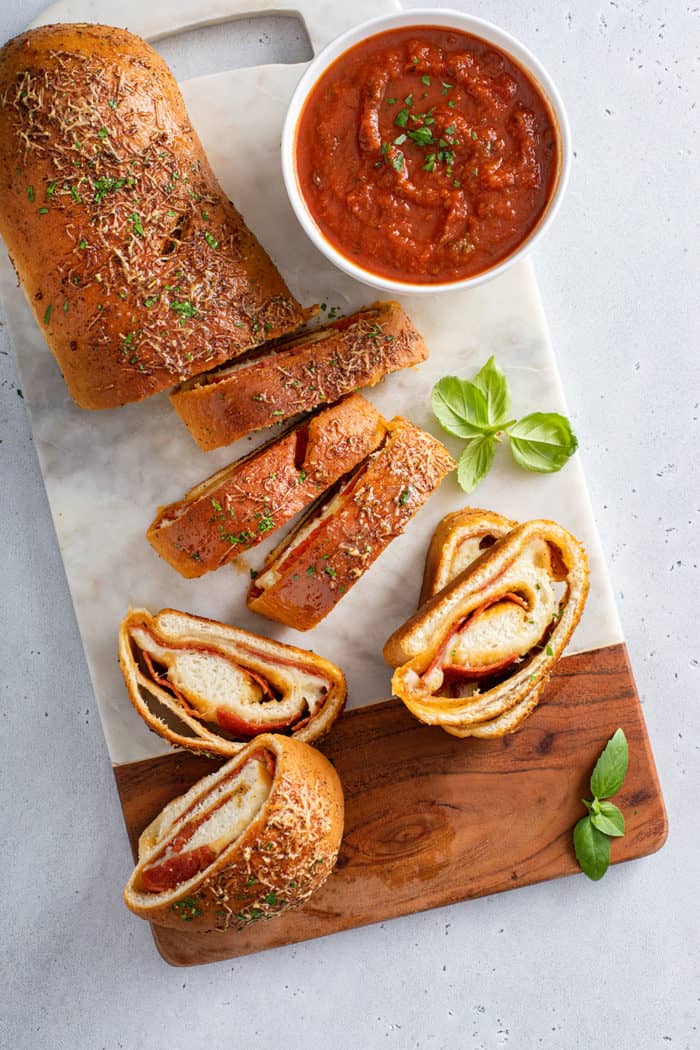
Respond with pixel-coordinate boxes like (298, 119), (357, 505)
(2, 0), (622, 764)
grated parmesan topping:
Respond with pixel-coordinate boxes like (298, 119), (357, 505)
(2, 45), (302, 382)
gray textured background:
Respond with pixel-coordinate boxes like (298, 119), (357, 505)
(1, 2), (698, 1048)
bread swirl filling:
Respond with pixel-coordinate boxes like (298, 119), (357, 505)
(130, 624), (330, 737)
(136, 753), (274, 893)
(420, 538), (558, 696)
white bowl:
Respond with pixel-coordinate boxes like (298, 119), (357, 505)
(281, 8), (571, 295)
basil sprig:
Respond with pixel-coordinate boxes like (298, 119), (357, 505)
(431, 357), (578, 492)
(573, 728), (629, 881)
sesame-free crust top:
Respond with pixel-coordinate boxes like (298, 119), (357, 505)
(170, 300), (429, 450)
(247, 418), (455, 630)
(0, 24), (310, 409)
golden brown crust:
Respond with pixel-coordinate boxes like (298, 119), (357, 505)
(247, 418), (455, 631)
(123, 734), (344, 931)
(419, 507), (517, 604)
(147, 394), (386, 578)
(384, 517), (590, 738)
(118, 607), (347, 755)
(0, 24), (309, 409)
(169, 301), (429, 450)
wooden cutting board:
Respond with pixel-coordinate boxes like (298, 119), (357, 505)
(116, 644), (666, 966)
(13, 0), (667, 967)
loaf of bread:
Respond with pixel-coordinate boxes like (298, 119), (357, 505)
(119, 607), (347, 755)
(384, 517), (589, 737)
(147, 393), (386, 578)
(169, 301), (429, 450)
(0, 24), (309, 409)
(247, 419), (455, 630)
(123, 733), (344, 931)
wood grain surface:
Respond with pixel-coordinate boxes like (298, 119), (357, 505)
(114, 643), (667, 967)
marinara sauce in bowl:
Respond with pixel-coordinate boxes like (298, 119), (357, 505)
(282, 11), (569, 293)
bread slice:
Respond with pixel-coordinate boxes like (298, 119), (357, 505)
(384, 518), (589, 737)
(119, 608), (347, 755)
(147, 393), (386, 578)
(123, 733), (344, 931)
(247, 418), (455, 631)
(170, 301), (429, 450)
(0, 25), (309, 409)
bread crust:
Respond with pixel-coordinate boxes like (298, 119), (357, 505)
(384, 517), (589, 737)
(169, 301), (429, 450)
(147, 393), (386, 577)
(118, 607), (347, 755)
(0, 24), (309, 409)
(419, 507), (516, 604)
(123, 733), (344, 931)
(247, 418), (455, 630)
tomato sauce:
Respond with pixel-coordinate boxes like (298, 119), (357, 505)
(295, 27), (559, 283)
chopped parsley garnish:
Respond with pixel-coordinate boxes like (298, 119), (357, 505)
(421, 75), (431, 86)
(201, 209), (210, 221)
(386, 96), (397, 105)
(130, 211), (145, 237)
(404, 93), (414, 107)
(408, 127), (433, 146)
(394, 108), (410, 128)
(393, 133), (407, 146)
(78, 238), (88, 249)
(324, 565), (337, 578)
(46, 181), (56, 199)
(306, 565), (316, 576)
(422, 153), (436, 173)
(441, 81), (453, 94)
(26, 185), (34, 202)
(43, 304), (52, 324)
(390, 150), (404, 172)
(399, 488), (411, 505)
(108, 99), (118, 109)
(471, 129), (478, 140)
(169, 300), (197, 320)
(93, 175), (125, 204)
(69, 185), (82, 203)
(97, 126), (109, 139)
(38, 206), (48, 215)
(264, 892), (278, 906)
(144, 295), (158, 308)
(204, 231), (218, 249)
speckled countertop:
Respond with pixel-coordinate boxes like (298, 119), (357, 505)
(1, 2), (698, 1048)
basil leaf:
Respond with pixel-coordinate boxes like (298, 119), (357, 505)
(456, 435), (496, 493)
(472, 355), (510, 426)
(573, 816), (611, 881)
(431, 376), (491, 438)
(508, 412), (578, 473)
(590, 801), (625, 838)
(590, 728), (629, 799)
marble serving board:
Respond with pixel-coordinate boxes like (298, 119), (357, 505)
(11, 0), (623, 765)
(1, 0), (667, 966)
